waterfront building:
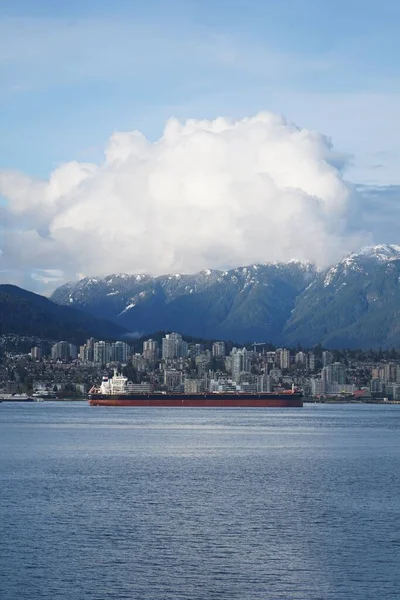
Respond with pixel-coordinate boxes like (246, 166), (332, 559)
(164, 369), (183, 391)
(208, 378), (238, 392)
(386, 383), (400, 400)
(322, 362), (346, 385)
(370, 378), (384, 394)
(257, 374), (271, 392)
(311, 378), (325, 396)
(239, 372), (257, 384)
(184, 378), (204, 393)
(383, 362), (397, 382)
(325, 383), (355, 395)
(240, 381), (258, 393)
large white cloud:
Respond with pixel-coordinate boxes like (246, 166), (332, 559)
(0, 112), (371, 291)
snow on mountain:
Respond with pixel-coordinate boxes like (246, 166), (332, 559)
(51, 261), (316, 343)
(323, 244), (400, 288)
(286, 244), (400, 348)
(349, 244), (400, 261)
(51, 247), (400, 347)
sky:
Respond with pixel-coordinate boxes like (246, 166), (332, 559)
(1, 0), (400, 293)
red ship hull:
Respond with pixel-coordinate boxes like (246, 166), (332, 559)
(89, 393), (303, 408)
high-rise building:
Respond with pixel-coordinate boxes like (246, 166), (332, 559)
(322, 362), (346, 385)
(51, 341), (70, 361)
(162, 333), (182, 360)
(383, 362), (397, 382)
(295, 351), (308, 369)
(370, 378), (384, 394)
(322, 351), (333, 367)
(111, 341), (130, 363)
(189, 344), (203, 359)
(94, 341), (111, 364)
(79, 338), (95, 362)
(212, 342), (226, 358)
(308, 352), (315, 372)
(265, 352), (276, 368)
(311, 378), (325, 396)
(161, 333), (188, 360)
(179, 340), (189, 359)
(331, 362), (346, 384)
(231, 348), (250, 382)
(143, 339), (159, 365)
(257, 374), (271, 392)
(275, 348), (291, 370)
(31, 346), (42, 361)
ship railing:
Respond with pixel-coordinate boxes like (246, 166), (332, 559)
(89, 386), (102, 394)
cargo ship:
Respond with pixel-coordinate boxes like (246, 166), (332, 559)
(88, 371), (303, 407)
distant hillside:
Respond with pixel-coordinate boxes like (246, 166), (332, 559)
(0, 285), (127, 343)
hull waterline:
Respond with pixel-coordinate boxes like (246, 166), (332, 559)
(89, 393), (303, 408)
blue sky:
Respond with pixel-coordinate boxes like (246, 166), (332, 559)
(1, 0), (399, 184)
(1, 0), (400, 292)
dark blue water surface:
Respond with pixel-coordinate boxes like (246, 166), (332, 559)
(1, 402), (400, 600)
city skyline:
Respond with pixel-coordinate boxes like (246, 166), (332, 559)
(4, 330), (400, 402)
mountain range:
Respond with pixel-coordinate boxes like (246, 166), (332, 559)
(0, 285), (127, 344)
(51, 245), (400, 348)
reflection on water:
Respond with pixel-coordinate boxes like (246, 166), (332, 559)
(1, 403), (399, 599)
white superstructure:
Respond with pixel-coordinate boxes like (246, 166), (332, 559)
(98, 370), (128, 395)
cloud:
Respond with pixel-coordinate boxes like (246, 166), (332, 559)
(0, 111), (379, 291)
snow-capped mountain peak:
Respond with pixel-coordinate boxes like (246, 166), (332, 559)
(322, 244), (400, 288)
(349, 244), (400, 262)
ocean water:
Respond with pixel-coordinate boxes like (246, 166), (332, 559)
(0, 402), (399, 600)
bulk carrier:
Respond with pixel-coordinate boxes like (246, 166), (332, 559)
(88, 371), (303, 408)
